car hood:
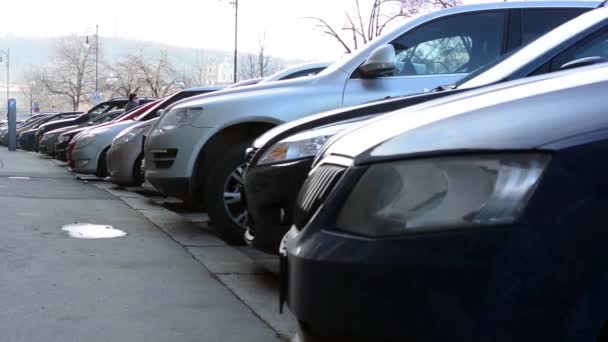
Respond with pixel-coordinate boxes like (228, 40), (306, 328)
(170, 76), (319, 111)
(252, 88), (464, 150)
(85, 120), (137, 136)
(319, 64), (608, 165)
(48, 125), (78, 135)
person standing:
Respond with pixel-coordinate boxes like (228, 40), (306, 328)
(125, 93), (139, 112)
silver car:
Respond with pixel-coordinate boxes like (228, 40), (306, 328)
(72, 86), (224, 177)
(106, 118), (158, 186)
(144, 1), (597, 241)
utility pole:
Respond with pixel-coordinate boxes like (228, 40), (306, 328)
(95, 24), (99, 96)
(231, 0), (238, 83)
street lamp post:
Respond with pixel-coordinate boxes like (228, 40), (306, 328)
(230, 0), (238, 83)
(85, 25), (100, 102)
(95, 24), (99, 96)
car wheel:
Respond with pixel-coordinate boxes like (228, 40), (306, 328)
(204, 143), (249, 244)
(132, 154), (145, 186)
(96, 147), (110, 178)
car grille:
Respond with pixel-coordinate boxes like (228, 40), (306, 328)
(293, 164), (346, 229)
(151, 149), (178, 169)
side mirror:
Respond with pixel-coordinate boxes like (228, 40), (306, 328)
(156, 109), (165, 117)
(360, 44), (396, 76)
(560, 56), (608, 71)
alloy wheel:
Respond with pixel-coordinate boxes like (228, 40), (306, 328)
(223, 163), (248, 229)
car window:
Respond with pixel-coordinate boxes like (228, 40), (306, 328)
(521, 9), (587, 45)
(389, 10), (507, 76)
(88, 103), (111, 115)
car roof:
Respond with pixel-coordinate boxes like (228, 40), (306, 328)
(328, 0), (601, 75)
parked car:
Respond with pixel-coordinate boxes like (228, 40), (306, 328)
(106, 118), (158, 186)
(0, 113), (54, 141)
(16, 112), (82, 150)
(34, 96), (156, 152)
(145, 0), (596, 241)
(54, 98), (173, 161)
(243, 4), (608, 252)
(283, 63), (608, 341)
(71, 86), (224, 177)
(39, 109), (125, 156)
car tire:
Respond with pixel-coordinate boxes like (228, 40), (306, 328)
(204, 142), (249, 244)
(132, 154), (145, 186)
(96, 147), (110, 178)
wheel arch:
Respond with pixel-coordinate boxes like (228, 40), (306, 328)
(190, 119), (280, 202)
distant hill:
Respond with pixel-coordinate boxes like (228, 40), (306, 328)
(0, 36), (305, 79)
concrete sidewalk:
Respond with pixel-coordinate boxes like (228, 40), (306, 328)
(0, 148), (281, 341)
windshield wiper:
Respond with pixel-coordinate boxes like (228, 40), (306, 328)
(430, 84), (456, 92)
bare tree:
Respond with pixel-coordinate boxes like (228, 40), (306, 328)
(40, 35), (96, 111)
(104, 57), (144, 98)
(20, 66), (46, 114)
(183, 50), (211, 87)
(306, 0), (460, 53)
(240, 33), (282, 79)
(130, 50), (181, 98)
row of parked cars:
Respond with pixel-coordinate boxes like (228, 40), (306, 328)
(10, 1), (608, 339)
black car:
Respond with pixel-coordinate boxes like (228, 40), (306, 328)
(244, 5), (608, 253)
(16, 112), (82, 150)
(34, 97), (156, 152)
(283, 63), (608, 341)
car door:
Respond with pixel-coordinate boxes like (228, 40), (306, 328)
(342, 9), (510, 107)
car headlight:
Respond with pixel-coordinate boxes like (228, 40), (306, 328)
(153, 107), (203, 134)
(336, 154), (549, 237)
(113, 126), (148, 146)
(75, 134), (96, 149)
(257, 122), (357, 166)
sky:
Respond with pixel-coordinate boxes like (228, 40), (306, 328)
(0, 0), (488, 61)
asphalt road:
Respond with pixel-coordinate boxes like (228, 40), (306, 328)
(0, 148), (281, 342)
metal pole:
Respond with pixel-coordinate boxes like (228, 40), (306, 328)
(95, 24), (99, 96)
(6, 48), (9, 109)
(233, 0), (238, 83)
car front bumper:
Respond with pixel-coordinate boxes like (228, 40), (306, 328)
(72, 142), (104, 174)
(144, 125), (212, 199)
(284, 219), (603, 340)
(107, 137), (143, 185)
(39, 136), (58, 155)
(244, 157), (313, 254)
(55, 140), (69, 161)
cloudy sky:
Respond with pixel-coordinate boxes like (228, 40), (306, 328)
(1, 0), (486, 60)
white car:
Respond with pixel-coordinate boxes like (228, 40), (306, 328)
(144, 1), (597, 240)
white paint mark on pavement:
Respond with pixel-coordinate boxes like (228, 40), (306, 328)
(61, 223), (127, 239)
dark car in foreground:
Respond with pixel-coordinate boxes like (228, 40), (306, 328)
(283, 63), (608, 341)
(244, 4), (608, 253)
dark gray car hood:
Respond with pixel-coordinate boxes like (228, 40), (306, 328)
(320, 64), (608, 165)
